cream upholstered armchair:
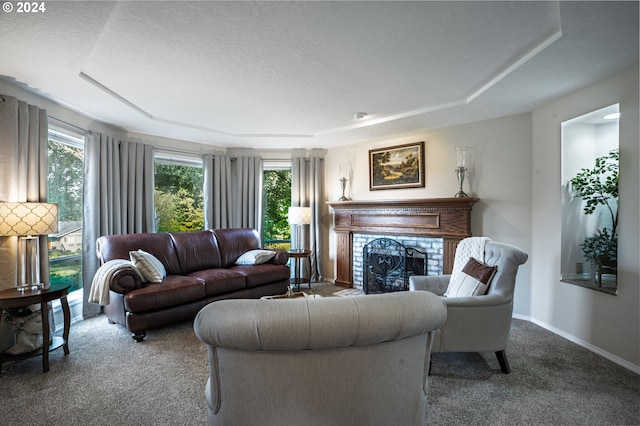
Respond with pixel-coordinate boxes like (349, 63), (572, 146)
(409, 238), (528, 374)
(194, 292), (447, 426)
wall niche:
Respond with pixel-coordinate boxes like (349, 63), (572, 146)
(560, 104), (619, 295)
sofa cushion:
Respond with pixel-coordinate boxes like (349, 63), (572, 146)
(229, 264), (291, 288)
(124, 276), (206, 313)
(212, 228), (261, 267)
(170, 230), (223, 274)
(444, 257), (497, 297)
(130, 249), (166, 283)
(236, 249), (276, 265)
(190, 269), (247, 296)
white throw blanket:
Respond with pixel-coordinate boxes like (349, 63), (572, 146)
(89, 259), (139, 306)
(449, 236), (492, 284)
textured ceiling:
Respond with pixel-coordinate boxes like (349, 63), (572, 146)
(0, 1), (637, 149)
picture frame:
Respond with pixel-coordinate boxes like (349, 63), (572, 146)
(369, 141), (425, 190)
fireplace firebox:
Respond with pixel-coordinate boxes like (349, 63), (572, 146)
(363, 238), (427, 294)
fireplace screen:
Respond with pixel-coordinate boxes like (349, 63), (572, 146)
(363, 238), (427, 294)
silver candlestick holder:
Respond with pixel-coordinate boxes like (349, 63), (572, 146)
(338, 177), (350, 201)
(454, 166), (468, 198)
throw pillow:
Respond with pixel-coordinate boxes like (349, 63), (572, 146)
(129, 249), (166, 283)
(444, 257), (497, 297)
(235, 249), (276, 265)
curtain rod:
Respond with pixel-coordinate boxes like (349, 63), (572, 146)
(155, 146), (205, 157)
(158, 146), (292, 162)
(48, 116), (86, 133)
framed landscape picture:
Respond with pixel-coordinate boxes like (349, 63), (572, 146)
(369, 141), (425, 190)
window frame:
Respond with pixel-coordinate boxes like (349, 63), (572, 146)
(262, 161), (292, 249)
(47, 124), (85, 298)
(153, 149), (205, 233)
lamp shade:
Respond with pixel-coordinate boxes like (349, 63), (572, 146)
(288, 206), (312, 225)
(0, 202), (59, 236)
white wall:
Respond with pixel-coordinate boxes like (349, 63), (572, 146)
(324, 66), (639, 372)
(323, 113), (533, 315)
(531, 66), (639, 371)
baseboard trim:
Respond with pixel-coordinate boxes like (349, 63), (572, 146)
(513, 313), (640, 375)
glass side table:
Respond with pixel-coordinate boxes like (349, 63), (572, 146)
(0, 282), (71, 373)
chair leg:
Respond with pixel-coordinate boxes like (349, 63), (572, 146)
(496, 350), (511, 374)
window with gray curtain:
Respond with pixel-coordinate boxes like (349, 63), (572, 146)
(291, 148), (326, 282)
(0, 94), (49, 350)
(203, 149), (263, 237)
(82, 131), (155, 318)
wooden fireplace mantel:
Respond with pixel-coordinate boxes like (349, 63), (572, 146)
(327, 197), (479, 287)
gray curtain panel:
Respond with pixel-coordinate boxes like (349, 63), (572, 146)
(82, 131), (155, 318)
(203, 152), (231, 229)
(0, 94), (49, 350)
(0, 95), (50, 290)
(228, 149), (263, 236)
(291, 148), (326, 282)
(203, 149), (263, 237)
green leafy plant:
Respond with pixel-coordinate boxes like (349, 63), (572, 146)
(580, 228), (617, 266)
(263, 169), (292, 242)
(570, 148), (618, 267)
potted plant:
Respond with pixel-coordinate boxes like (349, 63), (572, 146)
(570, 148), (618, 285)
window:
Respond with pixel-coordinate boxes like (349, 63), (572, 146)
(263, 165), (291, 250)
(154, 152), (204, 232)
(47, 127), (84, 293)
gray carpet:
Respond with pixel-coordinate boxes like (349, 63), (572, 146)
(1, 284), (638, 425)
(427, 320), (639, 425)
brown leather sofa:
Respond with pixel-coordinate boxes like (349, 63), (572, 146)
(95, 228), (290, 341)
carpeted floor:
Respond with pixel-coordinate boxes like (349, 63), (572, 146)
(0, 314), (208, 425)
(1, 283), (638, 425)
(427, 320), (640, 425)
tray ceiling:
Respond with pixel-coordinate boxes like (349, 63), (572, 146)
(0, 1), (637, 149)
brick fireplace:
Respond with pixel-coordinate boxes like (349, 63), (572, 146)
(327, 197), (479, 288)
(353, 233), (443, 291)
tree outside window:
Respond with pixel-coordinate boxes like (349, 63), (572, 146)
(154, 161), (288, 245)
(263, 169), (291, 250)
(48, 137), (84, 293)
(154, 162), (204, 232)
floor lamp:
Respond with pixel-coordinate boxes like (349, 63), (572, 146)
(0, 202), (58, 291)
(288, 206), (311, 252)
